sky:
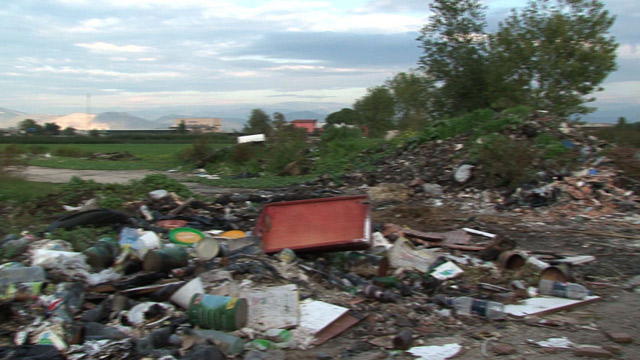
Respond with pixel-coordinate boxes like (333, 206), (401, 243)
(1, 0), (638, 121)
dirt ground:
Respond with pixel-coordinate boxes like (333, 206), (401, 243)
(12, 166), (640, 359)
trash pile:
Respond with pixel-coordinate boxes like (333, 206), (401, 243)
(1, 186), (636, 360)
(309, 120), (640, 225)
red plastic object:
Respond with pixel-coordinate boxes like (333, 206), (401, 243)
(255, 195), (372, 254)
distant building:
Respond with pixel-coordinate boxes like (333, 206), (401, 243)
(290, 119), (318, 134)
(172, 118), (223, 133)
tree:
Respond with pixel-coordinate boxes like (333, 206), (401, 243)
(18, 119), (43, 135)
(353, 86), (395, 137)
(43, 122), (61, 135)
(88, 129), (100, 137)
(272, 112), (287, 130)
(177, 120), (188, 134)
(386, 71), (435, 130)
(490, 0), (617, 117)
(243, 109), (273, 135)
(417, 0), (490, 117)
(616, 117), (627, 127)
(62, 127), (76, 136)
(325, 108), (360, 126)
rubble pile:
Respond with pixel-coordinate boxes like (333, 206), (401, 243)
(0, 183), (638, 359)
(304, 119), (640, 224)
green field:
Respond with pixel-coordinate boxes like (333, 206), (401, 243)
(3, 143), (230, 171)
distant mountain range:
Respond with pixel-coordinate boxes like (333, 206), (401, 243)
(3, 102), (633, 131)
(0, 106), (330, 131)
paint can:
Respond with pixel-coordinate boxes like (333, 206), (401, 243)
(143, 247), (189, 272)
(497, 250), (526, 270)
(187, 293), (248, 331)
(83, 237), (119, 271)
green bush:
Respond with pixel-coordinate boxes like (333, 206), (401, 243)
(472, 134), (538, 187)
(320, 126), (363, 142)
(178, 135), (214, 164)
(264, 126), (309, 174)
(52, 146), (88, 158)
(1, 144), (27, 157)
(420, 109), (496, 141)
(313, 136), (384, 175)
(129, 174), (192, 199)
(28, 145), (49, 155)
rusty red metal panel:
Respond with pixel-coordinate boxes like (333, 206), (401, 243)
(255, 195), (372, 254)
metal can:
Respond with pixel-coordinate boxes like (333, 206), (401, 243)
(143, 247), (188, 272)
(187, 293), (248, 331)
(84, 237), (119, 271)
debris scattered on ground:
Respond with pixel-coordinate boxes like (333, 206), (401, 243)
(1, 120), (639, 359)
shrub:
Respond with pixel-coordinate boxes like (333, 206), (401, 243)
(313, 136), (385, 175)
(52, 146), (87, 157)
(28, 145), (49, 155)
(472, 134), (538, 187)
(129, 174), (192, 199)
(264, 126), (310, 174)
(178, 135), (215, 164)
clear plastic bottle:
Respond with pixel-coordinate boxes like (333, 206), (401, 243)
(449, 296), (505, 320)
(538, 279), (591, 299)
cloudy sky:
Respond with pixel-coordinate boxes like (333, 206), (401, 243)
(1, 0), (638, 121)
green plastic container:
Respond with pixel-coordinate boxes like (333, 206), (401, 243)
(188, 293), (248, 331)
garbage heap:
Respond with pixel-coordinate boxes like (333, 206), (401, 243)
(2, 186), (636, 360)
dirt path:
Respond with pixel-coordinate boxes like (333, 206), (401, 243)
(13, 166), (162, 184)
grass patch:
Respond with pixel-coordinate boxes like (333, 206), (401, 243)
(0, 172), (61, 203)
(19, 143), (215, 171)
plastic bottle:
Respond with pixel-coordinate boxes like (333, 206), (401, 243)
(118, 227), (140, 249)
(538, 279), (592, 299)
(449, 296), (505, 320)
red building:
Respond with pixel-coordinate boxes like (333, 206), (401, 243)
(290, 119), (317, 134)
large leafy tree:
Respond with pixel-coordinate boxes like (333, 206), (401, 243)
(326, 108), (360, 126)
(62, 126), (76, 136)
(272, 112), (287, 130)
(243, 109), (273, 135)
(43, 122), (61, 135)
(417, 0), (489, 117)
(353, 86), (395, 137)
(386, 71), (435, 131)
(18, 118), (43, 134)
(490, 0), (617, 116)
